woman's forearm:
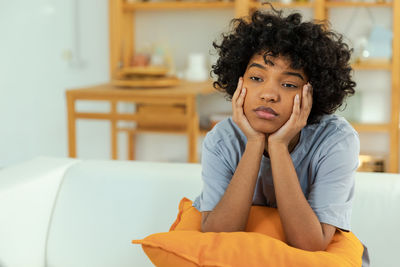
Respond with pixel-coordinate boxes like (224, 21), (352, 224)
(202, 140), (264, 232)
(269, 143), (327, 251)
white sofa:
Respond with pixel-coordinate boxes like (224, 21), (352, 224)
(0, 157), (399, 267)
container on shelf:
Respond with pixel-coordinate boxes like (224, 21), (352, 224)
(358, 154), (385, 172)
(185, 53), (209, 82)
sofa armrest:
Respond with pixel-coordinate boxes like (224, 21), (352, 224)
(0, 157), (79, 267)
(352, 172), (400, 267)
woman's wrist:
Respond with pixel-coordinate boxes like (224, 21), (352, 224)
(268, 141), (288, 155)
(246, 138), (265, 155)
(268, 132), (301, 154)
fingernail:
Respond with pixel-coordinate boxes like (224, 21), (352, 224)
(296, 94), (299, 101)
(241, 88), (246, 94)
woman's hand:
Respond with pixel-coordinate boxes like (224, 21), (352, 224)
(268, 83), (313, 148)
(232, 77), (265, 143)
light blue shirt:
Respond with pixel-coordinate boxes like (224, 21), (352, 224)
(193, 114), (360, 231)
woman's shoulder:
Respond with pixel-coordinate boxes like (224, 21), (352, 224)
(306, 114), (358, 138)
(302, 114), (359, 153)
(203, 117), (246, 148)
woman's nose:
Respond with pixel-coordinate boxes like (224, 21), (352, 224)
(259, 84), (279, 102)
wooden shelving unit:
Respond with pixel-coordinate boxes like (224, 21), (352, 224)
(109, 0), (400, 171)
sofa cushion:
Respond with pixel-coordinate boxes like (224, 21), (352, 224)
(133, 198), (364, 267)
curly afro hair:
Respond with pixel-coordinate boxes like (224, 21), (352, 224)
(212, 8), (356, 125)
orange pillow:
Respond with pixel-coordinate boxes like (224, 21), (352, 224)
(132, 197), (364, 267)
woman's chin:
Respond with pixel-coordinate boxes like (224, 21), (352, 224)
(249, 121), (280, 134)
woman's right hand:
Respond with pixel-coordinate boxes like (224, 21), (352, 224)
(232, 77), (266, 143)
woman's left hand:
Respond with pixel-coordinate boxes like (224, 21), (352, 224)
(268, 83), (313, 147)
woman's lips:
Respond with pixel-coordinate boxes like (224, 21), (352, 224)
(254, 106), (278, 120)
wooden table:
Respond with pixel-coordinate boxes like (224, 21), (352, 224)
(66, 81), (215, 163)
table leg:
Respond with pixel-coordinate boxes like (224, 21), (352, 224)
(188, 114), (199, 163)
(187, 96), (199, 163)
(66, 93), (77, 158)
(128, 131), (136, 160)
(111, 101), (118, 160)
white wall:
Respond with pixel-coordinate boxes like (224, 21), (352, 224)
(0, 0), (109, 167)
(0, 2), (395, 167)
(0, 0), (234, 167)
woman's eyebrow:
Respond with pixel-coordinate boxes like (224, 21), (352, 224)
(283, 71), (304, 81)
(248, 62), (267, 70)
(248, 63), (305, 81)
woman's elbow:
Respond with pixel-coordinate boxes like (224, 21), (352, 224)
(201, 221), (244, 233)
(201, 223), (221, 233)
(201, 222), (223, 233)
(288, 238), (328, 252)
(299, 243), (328, 252)
(201, 222), (210, 233)
(201, 218), (218, 232)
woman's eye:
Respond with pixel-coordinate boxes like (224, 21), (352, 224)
(250, 76), (263, 82)
(282, 83), (297, 88)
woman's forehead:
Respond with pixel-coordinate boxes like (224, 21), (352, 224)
(248, 53), (294, 70)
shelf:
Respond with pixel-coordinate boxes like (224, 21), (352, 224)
(351, 123), (390, 132)
(352, 60), (391, 70)
(358, 154), (386, 172)
(326, 1), (392, 8)
(250, 1), (314, 9)
(124, 0), (392, 10)
(124, 1), (235, 11)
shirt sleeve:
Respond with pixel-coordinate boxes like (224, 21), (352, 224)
(307, 131), (360, 231)
(192, 131), (235, 212)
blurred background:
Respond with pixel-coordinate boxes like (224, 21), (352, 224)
(0, 0), (398, 172)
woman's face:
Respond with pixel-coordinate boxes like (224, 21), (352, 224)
(242, 53), (308, 134)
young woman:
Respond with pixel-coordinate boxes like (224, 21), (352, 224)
(193, 9), (360, 252)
